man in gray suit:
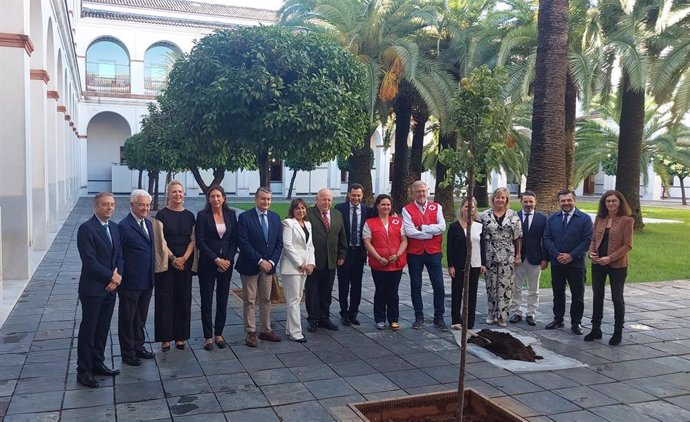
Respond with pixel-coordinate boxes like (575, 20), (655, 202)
(305, 188), (347, 333)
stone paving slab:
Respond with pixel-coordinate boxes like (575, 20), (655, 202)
(0, 197), (689, 421)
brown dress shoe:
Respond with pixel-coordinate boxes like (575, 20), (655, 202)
(245, 332), (258, 347)
(258, 331), (282, 342)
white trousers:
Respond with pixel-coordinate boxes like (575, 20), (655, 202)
(282, 274), (307, 340)
(510, 262), (541, 317)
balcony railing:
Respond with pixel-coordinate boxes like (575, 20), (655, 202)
(85, 62), (130, 93)
(144, 76), (168, 96)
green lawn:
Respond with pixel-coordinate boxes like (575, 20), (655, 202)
(231, 201), (690, 286)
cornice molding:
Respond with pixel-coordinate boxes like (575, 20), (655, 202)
(57, 105), (67, 113)
(47, 90), (60, 100)
(30, 69), (50, 84)
(0, 33), (34, 56)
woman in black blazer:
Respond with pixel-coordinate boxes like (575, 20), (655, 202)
(195, 185), (238, 350)
(447, 197), (486, 330)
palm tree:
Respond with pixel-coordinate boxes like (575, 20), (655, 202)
(526, 0), (569, 211)
(574, 99), (690, 192)
(280, 0), (454, 207)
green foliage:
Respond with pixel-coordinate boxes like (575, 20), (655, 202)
(163, 25), (369, 177)
(438, 66), (511, 195)
(123, 103), (183, 174)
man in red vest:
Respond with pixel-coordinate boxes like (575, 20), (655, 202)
(402, 180), (448, 331)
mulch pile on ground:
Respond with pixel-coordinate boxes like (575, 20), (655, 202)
(467, 329), (543, 362)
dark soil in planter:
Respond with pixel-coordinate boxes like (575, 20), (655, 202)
(468, 329), (543, 362)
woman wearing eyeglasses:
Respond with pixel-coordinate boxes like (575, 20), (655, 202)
(586, 190), (633, 346)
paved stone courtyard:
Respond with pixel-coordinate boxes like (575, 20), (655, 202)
(1, 197), (689, 421)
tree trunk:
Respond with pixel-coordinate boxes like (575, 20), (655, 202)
(615, 72), (645, 230)
(526, 0), (569, 212)
(391, 93), (413, 213)
(166, 171), (172, 186)
(147, 170), (155, 196)
(680, 177), (687, 206)
(434, 131), (457, 221)
(137, 170), (143, 190)
(258, 150), (270, 188)
(287, 169), (298, 199)
(189, 167), (225, 195)
(152, 173), (160, 211)
(473, 177), (489, 208)
(565, 73), (577, 190)
(409, 107), (429, 183)
(349, 140), (374, 205)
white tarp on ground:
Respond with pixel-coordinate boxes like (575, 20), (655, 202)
(452, 328), (588, 373)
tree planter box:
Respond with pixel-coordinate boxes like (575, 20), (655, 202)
(349, 389), (526, 422)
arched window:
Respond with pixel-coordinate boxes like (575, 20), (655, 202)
(86, 37), (130, 93)
(144, 42), (181, 95)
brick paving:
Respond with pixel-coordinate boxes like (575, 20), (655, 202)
(0, 197), (689, 421)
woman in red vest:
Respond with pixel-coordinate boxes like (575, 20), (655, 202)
(362, 194), (408, 330)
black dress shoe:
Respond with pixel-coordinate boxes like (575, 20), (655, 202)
(584, 328), (602, 341)
(545, 320), (564, 330)
(136, 349), (155, 359)
(526, 316), (536, 326)
(122, 356), (142, 366)
(77, 371), (99, 388)
(340, 315), (351, 326)
(93, 364), (120, 376)
(609, 330), (622, 346)
(509, 314), (522, 323)
(349, 318), (361, 326)
(307, 322), (317, 333)
(319, 320), (339, 331)
(571, 324), (583, 335)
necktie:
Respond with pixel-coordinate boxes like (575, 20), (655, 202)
(523, 213), (531, 233)
(140, 219), (150, 240)
(561, 212), (569, 232)
(322, 211), (330, 231)
(351, 206), (358, 246)
(260, 213), (269, 240)
(103, 223), (112, 245)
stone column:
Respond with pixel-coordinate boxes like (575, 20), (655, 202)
(56, 104), (67, 220)
(46, 90), (59, 232)
(0, 32), (32, 279)
(30, 69), (49, 250)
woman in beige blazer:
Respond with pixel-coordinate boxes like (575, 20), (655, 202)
(586, 190), (634, 346)
(279, 198), (315, 342)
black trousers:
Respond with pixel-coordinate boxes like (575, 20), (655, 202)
(118, 288), (153, 359)
(550, 264), (585, 325)
(305, 268), (336, 323)
(198, 267), (232, 339)
(154, 268), (192, 342)
(337, 247), (365, 319)
(372, 269), (401, 324)
(591, 264), (627, 330)
(77, 293), (116, 373)
(451, 267), (481, 328)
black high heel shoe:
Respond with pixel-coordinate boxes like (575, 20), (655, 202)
(162, 343), (171, 352)
(584, 329), (602, 342)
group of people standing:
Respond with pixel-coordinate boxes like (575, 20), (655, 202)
(448, 187), (633, 349)
(75, 181), (632, 389)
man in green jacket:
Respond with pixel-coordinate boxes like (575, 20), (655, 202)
(305, 188), (347, 333)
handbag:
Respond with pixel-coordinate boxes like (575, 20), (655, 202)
(270, 274), (285, 303)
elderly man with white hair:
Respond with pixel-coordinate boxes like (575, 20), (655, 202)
(118, 189), (156, 366)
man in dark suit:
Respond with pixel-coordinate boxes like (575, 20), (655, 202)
(305, 188), (347, 332)
(76, 192), (124, 388)
(510, 190), (549, 326)
(118, 189), (155, 366)
(236, 187), (284, 347)
(335, 183), (371, 326)
(543, 189), (593, 335)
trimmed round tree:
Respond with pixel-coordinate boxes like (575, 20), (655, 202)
(163, 25), (369, 188)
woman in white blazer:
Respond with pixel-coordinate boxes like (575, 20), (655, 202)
(279, 198), (315, 342)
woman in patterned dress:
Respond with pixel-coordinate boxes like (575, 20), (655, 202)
(480, 187), (522, 327)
